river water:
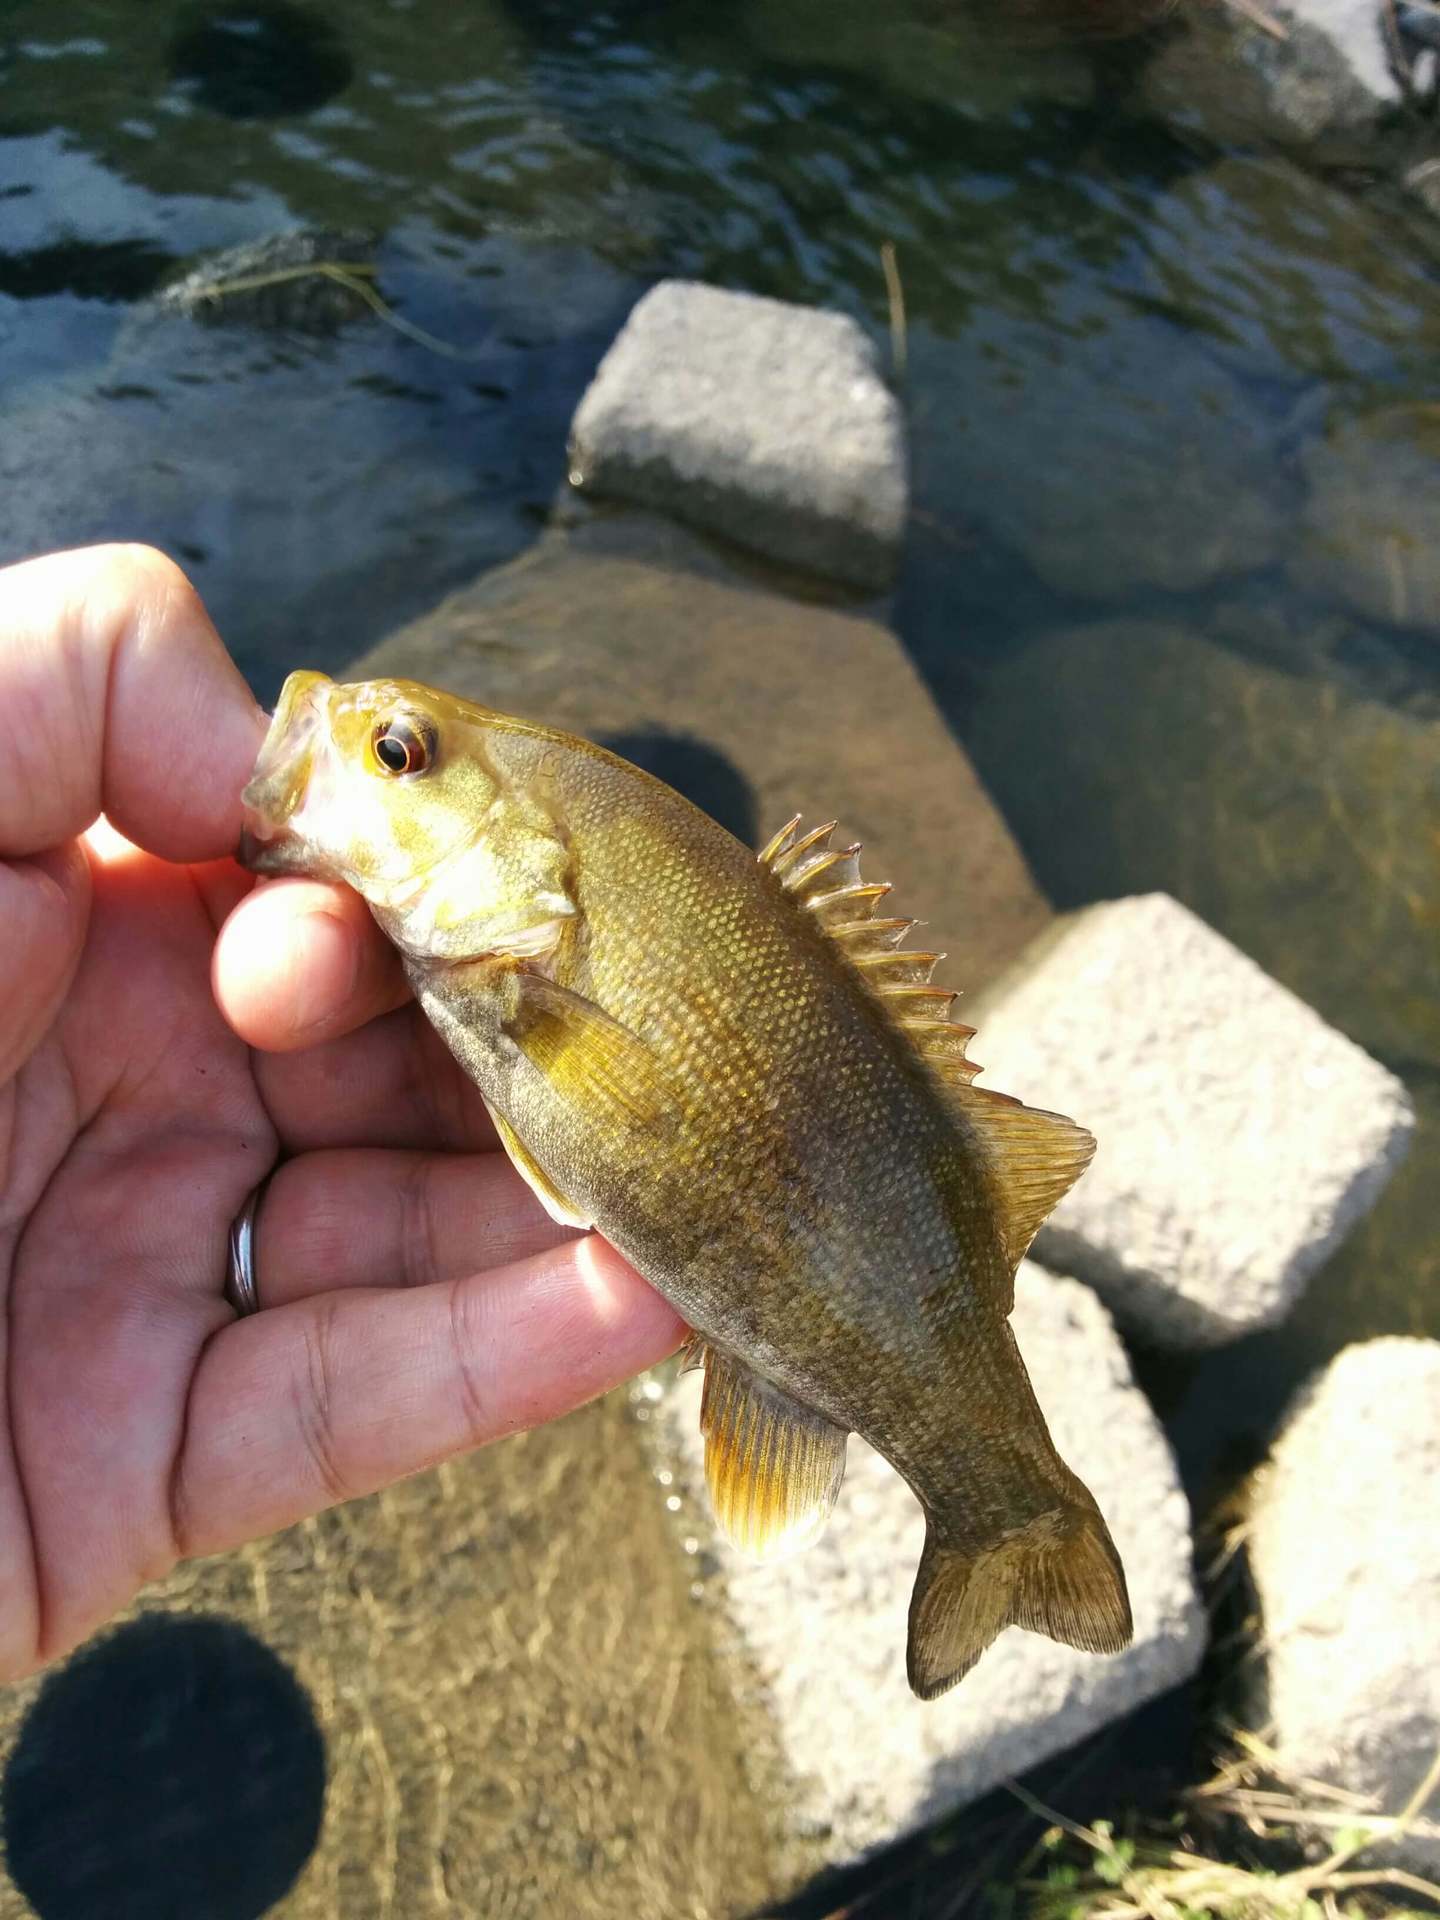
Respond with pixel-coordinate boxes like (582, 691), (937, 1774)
(1, 1), (1437, 1914)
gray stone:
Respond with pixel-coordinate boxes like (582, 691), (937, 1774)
(1248, 1339), (1440, 1872)
(567, 282), (907, 592)
(645, 1263), (1205, 1863)
(1292, 405), (1440, 638)
(1277, 0), (1405, 102)
(1139, 0), (1404, 156)
(350, 508), (1049, 990)
(968, 895), (1414, 1349)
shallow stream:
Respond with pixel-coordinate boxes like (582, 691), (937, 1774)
(2, 1), (1437, 1912)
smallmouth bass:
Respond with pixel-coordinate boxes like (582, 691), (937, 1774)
(240, 672), (1132, 1697)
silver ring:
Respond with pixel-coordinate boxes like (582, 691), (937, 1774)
(225, 1178), (271, 1317)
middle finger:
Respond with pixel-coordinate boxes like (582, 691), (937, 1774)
(252, 1146), (578, 1308)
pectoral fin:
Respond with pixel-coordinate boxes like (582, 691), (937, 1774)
(697, 1346), (848, 1560)
(508, 971), (677, 1138)
(485, 1101), (593, 1231)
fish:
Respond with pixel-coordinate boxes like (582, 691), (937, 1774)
(240, 671), (1132, 1698)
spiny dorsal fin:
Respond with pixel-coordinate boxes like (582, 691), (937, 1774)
(695, 1345), (848, 1560)
(759, 813), (980, 1084)
(759, 816), (1095, 1268)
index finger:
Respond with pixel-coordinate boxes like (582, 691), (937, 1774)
(0, 543), (267, 862)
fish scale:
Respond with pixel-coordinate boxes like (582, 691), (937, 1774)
(241, 671), (1133, 1698)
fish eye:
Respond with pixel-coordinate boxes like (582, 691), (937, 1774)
(370, 714), (435, 778)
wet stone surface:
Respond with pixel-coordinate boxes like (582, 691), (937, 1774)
(155, 227), (382, 333)
(1137, 0), (1406, 155)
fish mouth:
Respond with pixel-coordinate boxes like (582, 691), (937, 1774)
(238, 669), (334, 875)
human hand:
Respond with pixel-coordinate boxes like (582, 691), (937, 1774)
(0, 544), (682, 1682)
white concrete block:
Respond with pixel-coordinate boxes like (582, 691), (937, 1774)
(568, 281), (907, 590)
(1249, 1338), (1440, 1873)
(971, 894), (1414, 1349)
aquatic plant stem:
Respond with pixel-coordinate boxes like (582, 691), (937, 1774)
(1219, 0), (1290, 39)
(880, 241), (907, 389)
(180, 262), (486, 360)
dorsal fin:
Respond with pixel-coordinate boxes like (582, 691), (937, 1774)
(759, 816), (1095, 1270)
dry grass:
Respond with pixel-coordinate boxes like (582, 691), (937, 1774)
(1007, 1741), (1440, 1920)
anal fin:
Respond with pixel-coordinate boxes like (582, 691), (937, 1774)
(699, 1349), (848, 1560)
(485, 1100), (593, 1231)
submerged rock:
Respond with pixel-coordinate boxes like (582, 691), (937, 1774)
(568, 283), (908, 594)
(963, 618), (1440, 1071)
(1292, 404), (1440, 637)
(739, 0), (1101, 114)
(156, 228), (382, 333)
(1248, 1339), (1440, 1873)
(970, 894), (1414, 1349)
(908, 315), (1285, 603)
(646, 1263), (1205, 1865)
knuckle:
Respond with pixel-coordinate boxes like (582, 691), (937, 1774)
(398, 1154), (442, 1293)
(295, 1300), (353, 1507)
(447, 1281), (492, 1446)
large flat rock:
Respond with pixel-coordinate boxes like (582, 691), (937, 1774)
(1248, 1339), (1440, 1873)
(969, 895), (1413, 1349)
(349, 508), (1048, 992)
(646, 1264), (1205, 1864)
(567, 283), (907, 592)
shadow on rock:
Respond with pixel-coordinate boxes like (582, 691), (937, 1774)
(3, 1615), (326, 1920)
(598, 730), (760, 848)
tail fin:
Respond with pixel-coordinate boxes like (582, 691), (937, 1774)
(907, 1502), (1133, 1700)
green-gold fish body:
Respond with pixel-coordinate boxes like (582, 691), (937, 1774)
(241, 671), (1132, 1697)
